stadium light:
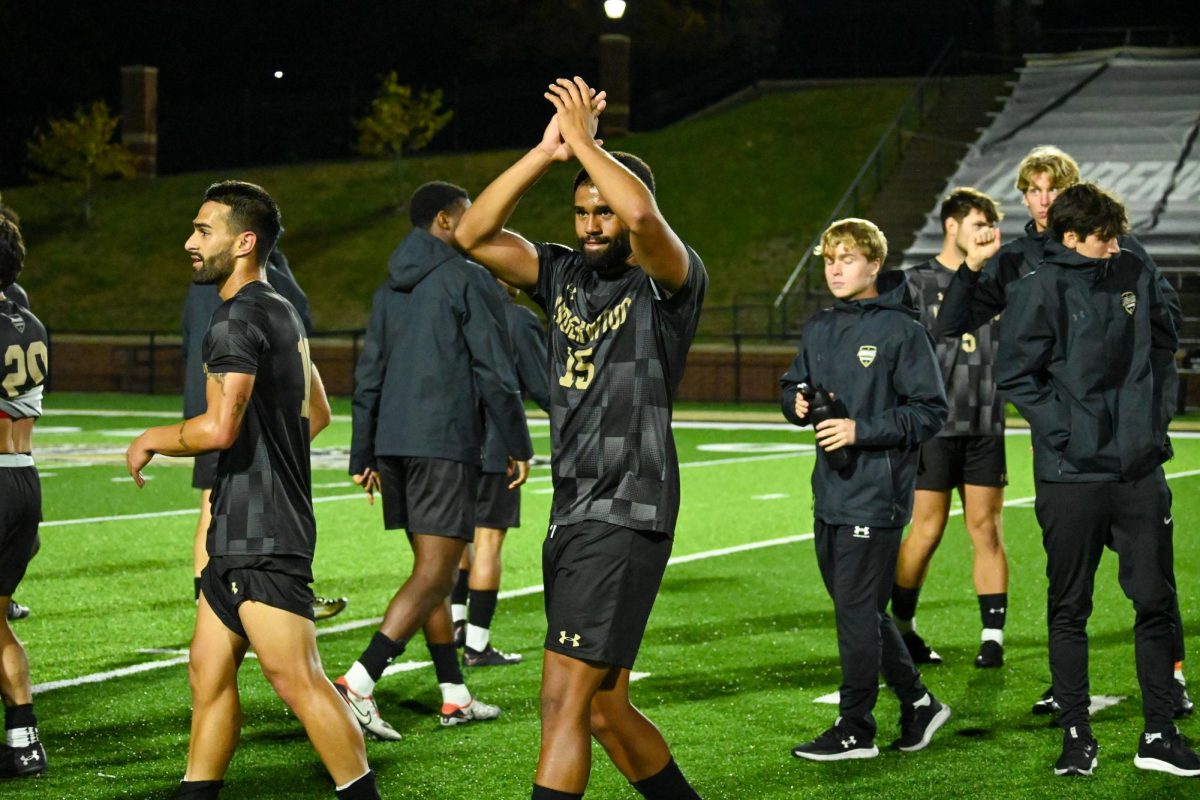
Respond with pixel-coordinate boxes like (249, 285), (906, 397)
(273, 70), (284, 79)
(604, 0), (626, 20)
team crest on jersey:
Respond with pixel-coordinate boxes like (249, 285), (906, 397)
(1121, 292), (1136, 316)
(5, 314), (23, 333)
(857, 345), (877, 367)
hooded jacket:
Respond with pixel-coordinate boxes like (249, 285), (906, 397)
(780, 271), (948, 527)
(349, 228), (533, 474)
(995, 243), (1177, 483)
(480, 290), (550, 474)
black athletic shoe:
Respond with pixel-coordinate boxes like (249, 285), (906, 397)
(312, 596), (348, 621)
(6, 601), (30, 621)
(0, 741), (47, 778)
(891, 694), (951, 752)
(462, 644), (523, 667)
(901, 630), (943, 665)
(1054, 726), (1098, 776)
(1134, 729), (1200, 777)
(453, 621), (466, 649)
(1173, 676), (1195, 719)
(792, 720), (878, 761)
(1032, 686), (1060, 716)
(975, 640), (1004, 669)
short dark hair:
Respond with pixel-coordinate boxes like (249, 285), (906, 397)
(939, 187), (1002, 232)
(1047, 182), (1129, 244)
(203, 180), (283, 265)
(409, 181), (469, 229)
(0, 217), (26, 292)
(573, 151), (655, 196)
(0, 203), (20, 228)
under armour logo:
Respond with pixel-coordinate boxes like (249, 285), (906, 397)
(231, 581), (238, 595)
(853, 526), (871, 539)
(559, 631), (581, 647)
(19, 752), (40, 765)
(988, 607), (1006, 615)
(841, 736), (857, 748)
(1144, 732), (1164, 744)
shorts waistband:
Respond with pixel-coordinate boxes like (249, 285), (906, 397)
(0, 453), (34, 468)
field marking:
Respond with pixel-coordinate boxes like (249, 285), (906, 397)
(31, 469), (1200, 695)
(813, 689), (1125, 715)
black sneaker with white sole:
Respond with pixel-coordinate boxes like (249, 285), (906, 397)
(1173, 676), (1194, 719)
(901, 630), (942, 665)
(1032, 686), (1060, 716)
(891, 694), (951, 752)
(1134, 729), (1200, 777)
(0, 741), (47, 779)
(792, 719), (878, 761)
(974, 640), (1004, 669)
(1054, 726), (1098, 776)
(463, 644), (523, 667)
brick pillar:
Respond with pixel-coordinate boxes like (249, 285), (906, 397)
(599, 34), (631, 136)
(121, 65), (158, 177)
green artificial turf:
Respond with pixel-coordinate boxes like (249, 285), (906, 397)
(10, 393), (1200, 798)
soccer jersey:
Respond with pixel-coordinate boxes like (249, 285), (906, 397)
(530, 242), (707, 535)
(903, 260), (1003, 437)
(202, 281), (316, 562)
(0, 298), (48, 420)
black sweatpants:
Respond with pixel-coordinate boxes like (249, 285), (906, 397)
(814, 519), (927, 735)
(1034, 469), (1177, 733)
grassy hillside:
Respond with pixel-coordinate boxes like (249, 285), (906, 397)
(3, 84), (910, 331)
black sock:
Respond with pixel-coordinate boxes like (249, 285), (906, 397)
(359, 632), (407, 682)
(631, 758), (702, 800)
(892, 584), (920, 623)
(531, 786), (583, 800)
(451, 569), (470, 606)
(467, 589), (499, 632)
(336, 770), (380, 800)
(194, 577), (202, 601)
(4, 703), (36, 730)
(979, 593), (1007, 630)
(428, 642), (464, 685)
(176, 780), (224, 799)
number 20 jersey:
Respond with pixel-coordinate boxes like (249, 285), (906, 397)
(0, 298), (48, 420)
(902, 259), (1003, 437)
(531, 242), (707, 536)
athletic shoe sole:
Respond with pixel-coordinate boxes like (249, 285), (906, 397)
(895, 704), (952, 753)
(1054, 760), (1096, 777)
(1133, 756), (1200, 777)
(791, 745), (879, 762)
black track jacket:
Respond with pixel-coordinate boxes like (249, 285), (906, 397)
(781, 272), (948, 527)
(349, 229), (533, 474)
(995, 243), (1177, 483)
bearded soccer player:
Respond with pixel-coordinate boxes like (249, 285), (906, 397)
(935, 145), (1191, 717)
(456, 76), (707, 800)
(125, 181), (378, 799)
(0, 217), (49, 779)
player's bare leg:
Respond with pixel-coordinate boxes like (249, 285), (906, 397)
(0, 599), (31, 707)
(183, 597), (247, 781)
(893, 489), (952, 662)
(378, 534), (466, 640)
(471, 527), (504, 591)
(535, 650), (612, 792)
(963, 483), (1008, 667)
(193, 490), (213, 587)
(589, 667), (671, 781)
(240, 601), (369, 786)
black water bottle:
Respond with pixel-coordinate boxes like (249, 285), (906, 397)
(798, 383), (851, 472)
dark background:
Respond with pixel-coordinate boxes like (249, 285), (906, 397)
(1, 0), (1196, 186)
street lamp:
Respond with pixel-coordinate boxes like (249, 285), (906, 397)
(599, 2), (630, 135)
(604, 0), (626, 19)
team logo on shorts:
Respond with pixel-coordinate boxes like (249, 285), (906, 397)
(559, 631), (581, 647)
(853, 526), (871, 539)
(1121, 292), (1136, 316)
(857, 345), (877, 367)
(230, 581), (238, 595)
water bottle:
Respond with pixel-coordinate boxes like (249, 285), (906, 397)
(798, 383), (851, 472)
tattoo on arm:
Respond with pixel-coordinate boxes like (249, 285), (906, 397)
(178, 420), (191, 450)
(211, 373), (227, 396)
(232, 392), (249, 423)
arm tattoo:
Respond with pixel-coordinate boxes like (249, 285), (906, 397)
(210, 373), (227, 396)
(232, 392), (249, 423)
(178, 420), (191, 450)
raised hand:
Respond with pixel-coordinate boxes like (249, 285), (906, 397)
(541, 77), (607, 160)
(965, 225), (1002, 271)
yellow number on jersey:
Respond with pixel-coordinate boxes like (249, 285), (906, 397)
(960, 333), (977, 353)
(297, 338), (313, 418)
(558, 347), (595, 391)
(2, 341), (48, 399)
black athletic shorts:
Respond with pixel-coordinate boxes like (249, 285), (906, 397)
(916, 435), (1007, 491)
(475, 471), (520, 530)
(0, 462), (40, 596)
(542, 521), (672, 669)
(200, 555), (315, 639)
(377, 456), (479, 540)
(192, 450), (219, 490)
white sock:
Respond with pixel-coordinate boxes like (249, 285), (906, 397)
(912, 693), (932, 709)
(439, 682), (471, 708)
(896, 618), (914, 635)
(465, 623), (490, 652)
(981, 628), (1004, 645)
(1176, 668), (1186, 683)
(335, 769), (371, 792)
(344, 661), (376, 697)
(5, 726), (37, 748)
(451, 604), (467, 624)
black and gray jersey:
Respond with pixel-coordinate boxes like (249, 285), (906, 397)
(903, 260), (1003, 437)
(530, 242), (707, 536)
(202, 281), (316, 561)
(0, 298), (48, 420)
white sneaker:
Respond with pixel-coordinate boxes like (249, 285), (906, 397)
(440, 697), (501, 726)
(334, 677), (402, 741)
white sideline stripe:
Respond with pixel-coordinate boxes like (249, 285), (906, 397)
(40, 451), (808, 528)
(381, 660), (433, 677)
(630, 671), (651, 683)
(30, 470), (1200, 695)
